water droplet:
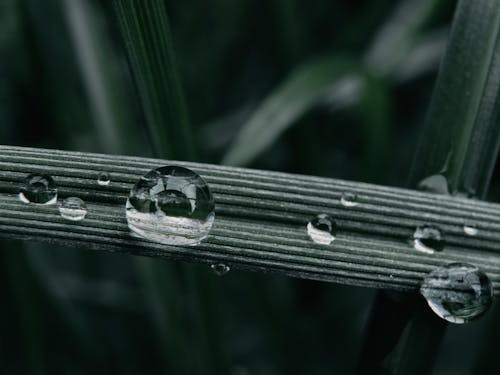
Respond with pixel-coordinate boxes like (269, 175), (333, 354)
(340, 192), (358, 207)
(59, 197), (87, 221)
(126, 166), (215, 246)
(454, 188), (477, 199)
(97, 172), (110, 186)
(19, 174), (57, 205)
(413, 225), (443, 254)
(307, 214), (336, 245)
(463, 223), (478, 236)
(417, 174), (449, 195)
(420, 263), (492, 324)
(211, 263), (230, 276)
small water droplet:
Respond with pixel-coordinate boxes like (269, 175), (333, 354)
(211, 263), (230, 276)
(126, 166), (215, 246)
(413, 225), (443, 254)
(307, 214), (336, 245)
(59, 197), (87, 221)
(420, 263), (492, 324)
(463, 223), (478, 236)
(97, 172), (110, 186)
(454, 188), (477, 199)
(19, 174), (57, 205)
(417, 174), (449, 195)
(340, 192), (358, 207)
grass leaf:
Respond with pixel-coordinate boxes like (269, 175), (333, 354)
(2, 145), (500, 294)
(112, 0), (195, 160)
(361, 1), (500, 373)
(222, 0), (442, 167)
(364, 0), (440, 76)
(222, 56), (355, 166)
(410, 0), (500, 198)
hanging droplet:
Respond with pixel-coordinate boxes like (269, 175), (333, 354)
(211, 263), (230, 276)
(307, 214), (336, 245)
(417, 174), (449, 195)
(340, 192), (358, 207)
(19, 174), (58, 205)
(420, 263), (493, 324)
(97, 172), (111, 186)
(413, 224), (444, 254)
(463, 223), (478, 236)
(126, 166), (215, 246)
(59, 197), (87, 221)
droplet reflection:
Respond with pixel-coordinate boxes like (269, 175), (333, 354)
(126, 166), (215, 246)
(420, 263), (492, 324)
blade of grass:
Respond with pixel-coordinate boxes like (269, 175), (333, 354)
(359, 1), (500, 373)
(112, 0), (195, 160)
(409, 0), (500, 198)
(364, 0), (440, 77)
(221, 56), (356, 166)
(394, 29), (447, 83)
(222, 0), (441, 167)
(3, 146), (500, 293)
(111, 2), (221, 373)
(432, 1), (500, 372)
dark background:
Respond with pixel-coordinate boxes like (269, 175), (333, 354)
(1, 0), (499, 374)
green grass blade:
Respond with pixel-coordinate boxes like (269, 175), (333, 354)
(222, 56), (355, 166)
(112, 0), (195, 160)
(409, 0), (500, 198)
(361, 1), (500, 373)
(4, 145), (500, 293)
(394, 29), (447, 83)
(112, 3), (220, 372)
(222, 0), (442, 168)
(364, 0), (440, 76)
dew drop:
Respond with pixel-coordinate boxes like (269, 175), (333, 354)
(454, 187), (477, 199)
(59, 197), (87, 221)
(307, 214), (336, 245)
(417, 174), (449, 195)
(211, 263), (230, 276)
(420, 263), (492, 324)
(126, 166), (215, 246)
(97, 172), (110, 186)
(413, 224), (443, 254)
(463, 223), (478, 236)
(340, 192), (358, 207)
(19, 174), (58, 205)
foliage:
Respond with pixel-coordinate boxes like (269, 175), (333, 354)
(1, 0), (500, 374)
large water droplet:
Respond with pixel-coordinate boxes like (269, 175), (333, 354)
(413, 224), (443, 254)
(126, 166), (215, 246)
(97, 172), (110, 186)
(340, 192), (358, 207)
(59, 197), (87, 221)
(211, 263), (230, 276)
(307, 214), (336, 245)
(463, 223), (478, 236)
(420, 263), (492, 324)
(418, 174), (449, 195)
(19, 174), (57, 205)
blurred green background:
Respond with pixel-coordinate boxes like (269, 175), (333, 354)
(1, 0), (500, 374)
